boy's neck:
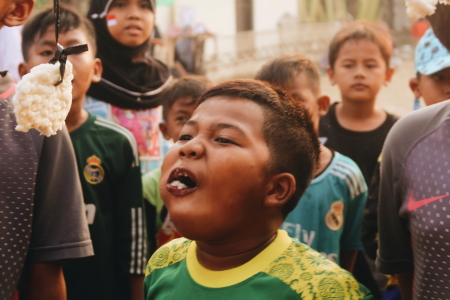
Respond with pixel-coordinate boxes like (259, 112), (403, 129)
(66, 99), (89, 132)
(335, 101), (387, 131)
(315, 145), (333, 176)
(195, 231), (277, 271)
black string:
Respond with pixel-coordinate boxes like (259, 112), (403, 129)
(54, 0), (59, 44)
(48, 0), (88, 86)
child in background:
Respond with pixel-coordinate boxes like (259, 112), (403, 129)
(142, 75), (212, 249)
(0, 1), (92, 298)
(20, 6), (147, 300)
(255, 53), (367, 273)
(320, 20), (397, 184)
(377, 5), (450, 298)
(320, 20), (399, 299)
(144, 79), (373, 299)
(86, 0), (172, 173)
(409, 28), (450, 109)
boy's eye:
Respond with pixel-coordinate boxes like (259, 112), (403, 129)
(175, 116), (187, 122)
(215, 137), (236, 145)
(178, 134), (192, 141)
(432, 75), (445, 81)
(366, 64), (377, 69)
(39, 50), (54, 57)
(343, 64), (353, 69)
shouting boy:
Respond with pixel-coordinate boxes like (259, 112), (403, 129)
(144, 79), (373, 299)
(19, 5), (147, 300)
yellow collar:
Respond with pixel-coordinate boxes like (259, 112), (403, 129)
(186, 230), (292, 288)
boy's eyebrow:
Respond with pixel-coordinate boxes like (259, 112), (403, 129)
(173, 109), (192, 115)
(37, 40), (56, 47)
(184, 120), (247, 136)
(37, 39), (83, 47)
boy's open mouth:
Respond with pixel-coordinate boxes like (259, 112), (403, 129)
(166, 168), (198, 195)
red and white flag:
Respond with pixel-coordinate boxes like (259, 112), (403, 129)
(107, 14), (117, 27)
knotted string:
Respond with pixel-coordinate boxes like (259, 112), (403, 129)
(48, 0), (88, 86)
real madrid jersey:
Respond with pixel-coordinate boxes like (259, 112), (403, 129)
(65, 113), (147, 300)
(281, 151), (367, 265)
(144, 230), (372, 300)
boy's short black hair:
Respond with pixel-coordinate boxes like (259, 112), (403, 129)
(162, 75), (213, 119)
(328, 20), (393, 70)
(199, 79), (320, 216)
(427, 3), (450, 51)
(21, 4), (96, 62)
(255, 53), (321, 96)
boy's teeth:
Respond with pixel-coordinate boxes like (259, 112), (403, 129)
(170, 180), (187, 189)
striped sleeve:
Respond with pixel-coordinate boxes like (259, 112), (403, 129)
(94, 116), (147, 275)
(332, 153), (368, 250)
(330, 159), (367, 199)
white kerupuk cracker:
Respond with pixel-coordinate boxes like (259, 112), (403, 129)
(405, 0), (450, 20)
(12, 61), (73, 137)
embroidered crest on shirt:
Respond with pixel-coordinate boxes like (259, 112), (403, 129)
(325, 200), (344, 231)
(84, 155), (104, 184)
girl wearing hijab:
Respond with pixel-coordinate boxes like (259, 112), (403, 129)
(86, 0), (172, 173)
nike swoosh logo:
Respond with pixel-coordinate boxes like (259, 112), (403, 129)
(407, 192), (450, 211)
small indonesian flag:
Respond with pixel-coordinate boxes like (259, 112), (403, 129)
(107, 14), (117, 27)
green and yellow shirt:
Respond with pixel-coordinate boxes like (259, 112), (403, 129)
(144, 230), (372, 299)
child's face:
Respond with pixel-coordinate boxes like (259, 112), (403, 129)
(107, 0), (154, 47)
(20, 26), (102, 105)
(410, 67), (450, 106)
(328, 39), (394, 103)
(284, 73), (329, 131)
(160, 96), (198, 142)
(160, 97), (272, 241)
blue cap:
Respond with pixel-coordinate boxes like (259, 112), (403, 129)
(415, 28), (450, 76)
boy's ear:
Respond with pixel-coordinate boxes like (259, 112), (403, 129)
(264, 173), (296, 209)
(18, 62), (30, 78)
(159, 122), (171, 141)
(2, 0), (34, 28)
(384, 67), (395, 85)
(91, 58), (103, 83)
(326, 67), (336, 85)
(409, 77), (422, 98)
(317, 95), (330, 117)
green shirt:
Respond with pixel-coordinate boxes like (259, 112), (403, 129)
(144, 230), (373, 299)
(64, 113), (147, 300)
(142, 167), (164, 225)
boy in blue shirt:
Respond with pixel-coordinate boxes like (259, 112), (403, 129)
(256, 53), (367, 273)
(144, 79), (372, 299)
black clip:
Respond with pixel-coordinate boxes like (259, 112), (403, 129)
(48, 43), (89, 86)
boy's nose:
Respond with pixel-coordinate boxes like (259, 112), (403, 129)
(354, 65), (366, 77)
(178, 140), (204, 159)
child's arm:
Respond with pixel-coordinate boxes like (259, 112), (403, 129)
(339, 159), (368, 272)
(26, 262), (66, 300)
(129, 275), (144, 300)
(339, 250), (357, 273)
(397, 272), (413, 300)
